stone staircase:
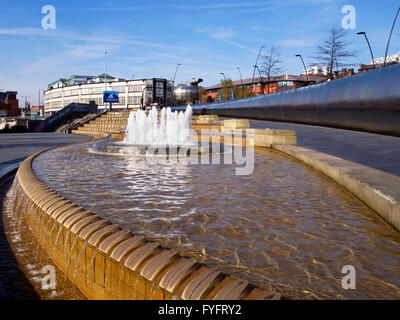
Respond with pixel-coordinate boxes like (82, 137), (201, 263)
(72, 110), (132, 136)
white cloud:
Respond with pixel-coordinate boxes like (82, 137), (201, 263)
(0, 27), (57, 36)
(194, 26), (256, 52)
(211, 28), (235, 40)
(280, 39), (315, 48)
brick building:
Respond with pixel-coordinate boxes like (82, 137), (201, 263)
(203, 75), (320, 102)
(0, 91), (20, 116)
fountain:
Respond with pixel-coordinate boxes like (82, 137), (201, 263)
(124, 105), (193, 146)
(2, 104), (400, 300)
(90, 105), (198, 158)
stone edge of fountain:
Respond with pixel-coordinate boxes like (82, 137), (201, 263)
(12, 138), (281, 300)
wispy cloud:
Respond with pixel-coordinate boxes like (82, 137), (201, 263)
(194, 26), (256, 52)
(58, 0), (336, 12)
(195, 27), (235, 40)
(0, 27), (57, 36)
(280, 39), (315, 48)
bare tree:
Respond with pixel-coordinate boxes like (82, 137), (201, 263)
(261, 46), (282, 94)
(314, 26), (356, 80)
(220, 79), (233, 101)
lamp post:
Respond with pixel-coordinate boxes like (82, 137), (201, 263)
(173, 63), (181, 83)
(220, 72), (228, 101)
(141, 85), (148, 110)
(104, 50), (108, 111)
(295, 54), (310, 84)
(357, 32), (375, 69)
(251, 45), (265, 94)
(171, 63), (181, 106)
(384, 7), (400, 67)
(253, 66), (264, 95)
(237, 67), (243, 98)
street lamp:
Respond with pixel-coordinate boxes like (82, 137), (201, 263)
(104, 50), (108, 111)
(173, 63), (181, 83)
(251, 45), (265, 92)
(141, 85), (148, 110)
(295, 54), (310, 84)
(237, 67), (244, 98)
(172, 63), (181, 106)
(357, 32), (375, 69)
(220, 72), (228, 100)
(253, 66), (264, 95)
(384, 7), (400, 67)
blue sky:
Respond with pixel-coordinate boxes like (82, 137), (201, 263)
(0, 0), (399, 107)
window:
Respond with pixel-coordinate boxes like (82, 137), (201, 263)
(111, 85), (126, 93)
(128, 96), (141, 105)
(278, 81), (293, 87)
(128, 85), (143, 92)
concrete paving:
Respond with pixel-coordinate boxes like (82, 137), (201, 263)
(246, 119), (400, 177)
(0, 133), (90, 171)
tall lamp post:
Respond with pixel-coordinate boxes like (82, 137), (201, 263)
(173, 63), (181, 83)
(384, 7), (400, 67)
(295, 54), (310, 84)
(220, 72), (228, 101)
(172, 63), (181, 106)
(237, 67), (243, 98)
(251, 45), (265, 94)
(357, 32), (375, 68)
(104, 50), (108, 111)
(253, 66), (264, 95)
(141, 85), (148, 110)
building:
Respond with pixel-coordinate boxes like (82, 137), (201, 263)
(358, 51), (400, 73)
(44, 75), (174, 115)
(30, 105), (45, 117)
(203, 74), (319, 102)
(48, 75), (95, 89)
(371, 51), (400, 66)
(302, 64), (330, 77)
(0, 91), (20, 116)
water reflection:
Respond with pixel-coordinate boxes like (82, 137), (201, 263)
(32, 139), (400, 299)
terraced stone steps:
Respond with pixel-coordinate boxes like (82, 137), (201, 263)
(72, 110), (133, 136)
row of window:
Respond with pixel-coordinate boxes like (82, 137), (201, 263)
(46, 85), (140, 98)
(45, 92), (152, 103)
(81, 87), (103, 95)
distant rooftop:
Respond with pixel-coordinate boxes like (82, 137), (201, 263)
(48, 74), (117, 89)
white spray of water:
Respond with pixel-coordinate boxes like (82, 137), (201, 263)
(123, 105), (193, 146)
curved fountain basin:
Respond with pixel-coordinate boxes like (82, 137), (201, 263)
(32, 139), (400, 300)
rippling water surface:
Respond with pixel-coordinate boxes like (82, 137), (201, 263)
(33, 139), (400, 299)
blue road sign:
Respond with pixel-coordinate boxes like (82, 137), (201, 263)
(103, 91), (119, 103)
